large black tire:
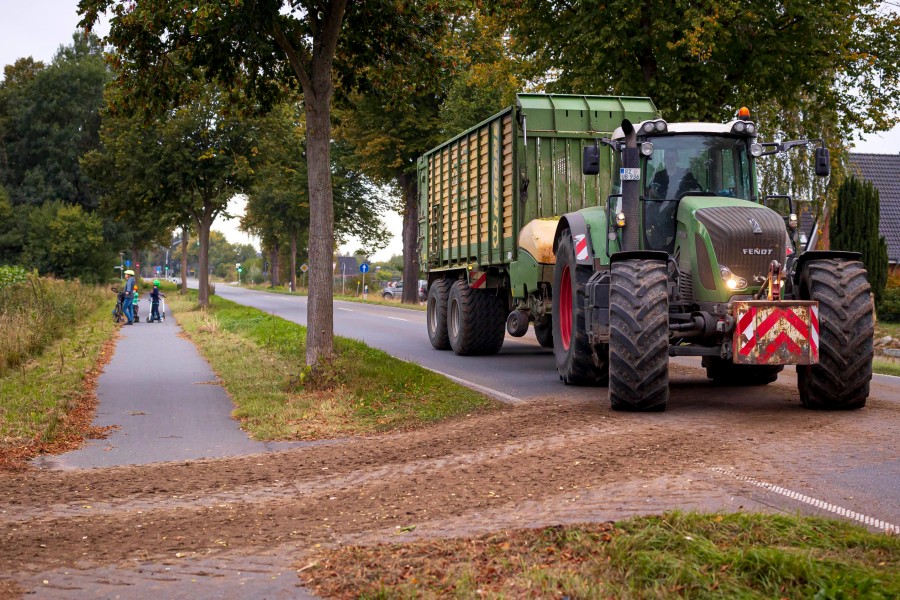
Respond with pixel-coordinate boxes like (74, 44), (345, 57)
(447, 280), (506, 355)
(608, 259), (669, 411)
(702, 357), (783, 386)
(552, 230), (607, 385)
(534, 319), (554, 348)
(427, 279), (452, 350)
(797, 260), (873, 409)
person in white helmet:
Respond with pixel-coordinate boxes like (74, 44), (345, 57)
(122, 269), (136, 325)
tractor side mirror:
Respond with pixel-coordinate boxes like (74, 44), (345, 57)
(814, 147), (830, 177)
(583, 145), (600, 175)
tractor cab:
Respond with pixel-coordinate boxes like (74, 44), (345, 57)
(609, 120), (760, 253)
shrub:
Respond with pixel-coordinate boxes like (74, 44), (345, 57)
(0, 265), (29, 290)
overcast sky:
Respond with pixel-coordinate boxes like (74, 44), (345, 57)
(1, 1), (896, 258)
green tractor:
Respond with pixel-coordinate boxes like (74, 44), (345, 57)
(554, 110), (874, 411)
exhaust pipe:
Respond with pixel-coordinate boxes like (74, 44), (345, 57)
(620, 119), (640, 252)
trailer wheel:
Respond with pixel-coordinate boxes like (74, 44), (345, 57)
(534, 320), (554, 348)
(552, 230), (607, 385)
(608, 259), (669, 411)
(797, 260), (873, 409)
(702, 357), (783, 385)
(448, 280), (506, 355)
(427, 279), (452, 350)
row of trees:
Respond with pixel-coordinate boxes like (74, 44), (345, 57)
(1, 1), (896, 371)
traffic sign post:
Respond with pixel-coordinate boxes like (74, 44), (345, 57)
(236, 262), (242, 285)
(300, 263), (308, 290)
(360, 263), (370, 300)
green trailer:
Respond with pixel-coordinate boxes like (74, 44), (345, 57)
(418, 94), (657, 352)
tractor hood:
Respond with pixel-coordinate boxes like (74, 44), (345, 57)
(679, 197), (787, 293)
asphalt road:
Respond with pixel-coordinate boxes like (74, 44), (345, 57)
(212, 282), (900, 531)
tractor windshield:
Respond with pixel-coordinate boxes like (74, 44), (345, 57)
(642, 135), (753, 201)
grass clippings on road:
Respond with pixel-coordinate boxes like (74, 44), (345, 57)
(306, 511), (900, 599)
(169, 292), (500, 440)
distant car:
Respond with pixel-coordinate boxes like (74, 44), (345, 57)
(382, 282), (403, 299)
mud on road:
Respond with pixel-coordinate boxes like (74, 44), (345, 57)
(1, 364), (898, 596)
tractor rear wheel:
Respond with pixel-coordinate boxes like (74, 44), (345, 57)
(797, 259), (873, 409)
(608, 259), (669, 411)
(552, 230), (607, 385)
(448, 280), (506, 355)
(427, 279), (452, 350)
(702, 357), (783, 385)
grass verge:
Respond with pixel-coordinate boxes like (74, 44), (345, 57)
(874, 357), (900, 377)
(0, 289), (119, 470)
(305, 511), (900, 599)
(242, 283), (427, 311)
(169, 292), (500, 440)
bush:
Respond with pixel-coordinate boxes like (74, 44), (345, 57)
(880, 284), (900, 322)
(0, 265), (29, 290)
(0, 275), (105, 375)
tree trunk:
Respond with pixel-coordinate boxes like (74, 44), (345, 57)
(290, 230), (297, 292)
(180, 225), (188, 295)
(272, 0), (346, 368)
(399, 172), (419, 304)
(197, 216), (212, 307)
(270, 240), (281, 287)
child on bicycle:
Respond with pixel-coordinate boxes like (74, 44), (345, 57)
(149, 279), (166, 322)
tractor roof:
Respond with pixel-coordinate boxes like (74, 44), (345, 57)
(612, 120), (750, 139)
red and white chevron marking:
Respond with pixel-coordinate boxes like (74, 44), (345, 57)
(574, 234), (589, 261)
(733, 301), (818, 365)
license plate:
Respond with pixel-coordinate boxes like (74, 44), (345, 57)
(620, 168), (640, 181)
(733, 301), (819, 365)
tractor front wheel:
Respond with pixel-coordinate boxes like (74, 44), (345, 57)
(608, 259), (669, 411)
(797, 259), (873, 409)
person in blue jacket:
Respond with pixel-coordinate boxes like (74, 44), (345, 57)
(122, 269), (136, 325)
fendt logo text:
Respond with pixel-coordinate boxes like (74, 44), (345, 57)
(743, 248), (774, 255)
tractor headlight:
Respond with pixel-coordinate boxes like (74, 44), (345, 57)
(733, 121), (746, 133)
(640, 142), (654, 157)
(788, 213), (798, 229)
(640, 119), (668, 135)
(615, 211), (626, 228)
(719, 265), (747, 290)
(750, 143), (763, 157)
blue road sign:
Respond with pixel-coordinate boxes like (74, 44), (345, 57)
(360, 262), (370, 273)
(125, 260), (131, 267)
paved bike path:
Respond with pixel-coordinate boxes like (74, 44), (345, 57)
(35, 306), (303, 470)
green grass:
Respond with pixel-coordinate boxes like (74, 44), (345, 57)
(874, 358), (900, 377)
(306, 511), (900, 599)
(0, 289), (117, 449)
(875, 320), (900, 339)
(169, 292), (499, 440)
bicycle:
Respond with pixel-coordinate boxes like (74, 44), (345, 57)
(111, 286), (125, 323)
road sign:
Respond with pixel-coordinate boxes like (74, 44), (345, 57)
(125, 260), (131, 267)
(300, 263), (309, 273)
(360, 262), (370, 273)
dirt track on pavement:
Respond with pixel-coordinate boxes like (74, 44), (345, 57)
(2, 364), (898, 596)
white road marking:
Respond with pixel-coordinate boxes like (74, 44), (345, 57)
(712, 467), (899, 534)
(386, 316), (407, 322)
(337, 308), (354, 312)
(424, 367), (524, 405)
